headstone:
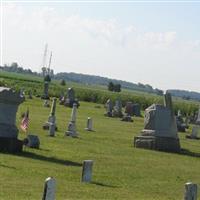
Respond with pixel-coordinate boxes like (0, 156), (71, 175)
(186, 126), (200, 139)
(176, 115), (187, 132)
(49, 123), (55, 137)
(196, 106), (200, 125)
(43, 100), (50, 108)
(177, 110), (182, 117)
(81, 160), (93, 183)
(64, 88), (80, 108)
(132, 103), (141, 117)
(121, 114), (133, 122)
(42, 177), (56, 200)
(85, 117), (93, 131)
(24, 134), (40, 149)
(42, 81), (49, 99)
(43, 98), (57, 130)
(65, 103), (78, 137)
(112, 99), (123, 117)
(19, 88), (25, 98)
(184, 182), (197, 200)
(125, 102), (133, 116)
(104, 99), (113, 117)
(0, 87), (24, 153)
(134, 93), (180, 153)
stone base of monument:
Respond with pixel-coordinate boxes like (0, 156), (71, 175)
(64, 99), (80, 108)
(0, 137), (23, 153)
(134, 136), (180, 153)
(104, 112), (113, 117)
(43, 123), (58, 131)
(121, 115), (133, 122)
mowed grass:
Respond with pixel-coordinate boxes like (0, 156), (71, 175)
(0, 97), (200, 200)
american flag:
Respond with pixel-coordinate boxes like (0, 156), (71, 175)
(20, 109), (29, 132)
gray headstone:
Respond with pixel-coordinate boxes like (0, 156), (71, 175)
(134, 93), (180, 153)
(196, 106), (200, 125)
(81, 160), (93, 183)
(104, 99), (113, 117)
(25, 134), (40, 149)
(43, 100), (50, 107)
(191, 126), (199, 138)
(0, 87), (24, 152)
(125, 102), (133, 116)
(112, 99), (123, 117)
(184, 182), (197, 200)
(65, 104), (78, 137)
(43, 81), (49, 99)
(49, 123), (55, 137)
(42, 177), (56, 200)
(85, 117), (93, 131)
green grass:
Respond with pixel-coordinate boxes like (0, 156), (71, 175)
(0, 97), (200, 199)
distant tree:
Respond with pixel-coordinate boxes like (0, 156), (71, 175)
(155, 88), (163, 96)
(108, 82), (114, 91)
(60, 79), (66, 86)
(44, 74), (51, 82)
(114, 84), (121, 92)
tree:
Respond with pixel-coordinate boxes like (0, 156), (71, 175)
(60, 79), (66, 86)
(114, 84), (121, 92)
(108, 82), (114, 91)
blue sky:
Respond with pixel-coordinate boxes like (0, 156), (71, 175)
(1, 1), (200, 91)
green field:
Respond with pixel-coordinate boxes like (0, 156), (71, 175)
(0, 96), (200, 199)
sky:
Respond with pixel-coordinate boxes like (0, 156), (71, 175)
(1, 1), (200, 92)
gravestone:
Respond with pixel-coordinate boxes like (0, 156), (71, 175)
(125, 102), (133, 116)
(43, 100), (50, 108)
(0, 87), (24, 153)
(196, 106), (200, 125)
(65, 103), (78, 137)
(184, 182), (197, 200)
(81, 160), (93, 183)
(121, 114), (133, 122)
(24, 134), (40, 149)
(19, 88), (25, 98)
(134, 93), (180, 153)
(41, 81), (49, 99)
(104, 99), (113, 117)
(132, 103), (141, 117)
(64, 88), (80, 108)
(42, 177), (56, 200)
(43, 98), (57, 130)
(176, 115), (187, 132)
(186, 126), (200, 139)
(112, 99), (123, 117)
(49, 123), (55, 137)
(85, 117), (93, 131)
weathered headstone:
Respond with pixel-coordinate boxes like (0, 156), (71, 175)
(85, 117), (93, 131)
(43, 98), (57, 130)
(20, 88), (25, 98)
(42, 177), (56, 200)
(42, 81), (49, 99)
(65, 103), (78, 137)
(104, 99), (113, 117)
(49, 123), (55, 137)
(64, 88), (80, 108)
(134, 93), (180, 153)
(196, 106), (200, 125)
(176, 115), (187, 132)
(132, 103), (141, 117)
(24, 134), (40, 149)
(184, 182), (197, 200)
(121, 114), (133, 122)
(186, 126), (200, 139)
(81, 160), (93, 183)
(125, 102), (133, 116)
(0, 87), (24, 153)
(112, 99), (123, 117)
(28, 91), (33, 99)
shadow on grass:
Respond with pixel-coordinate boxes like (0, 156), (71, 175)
(14, 151), (82, 167)
(180, 148), (200, 158)
(0, 163), (16, 169)
(91, 181), (118, 188)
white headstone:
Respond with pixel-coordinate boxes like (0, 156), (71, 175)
(81, 160), (93, 183)
(85, 117), (93, 131)
(184, 182), (197, 200)
(191, 126), (199, 138)
(42, 177), (56, 200)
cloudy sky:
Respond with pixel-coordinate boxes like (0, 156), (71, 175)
(1, 1), (200, 92)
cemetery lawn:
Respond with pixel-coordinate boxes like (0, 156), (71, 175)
(0, 98), (200, 200)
